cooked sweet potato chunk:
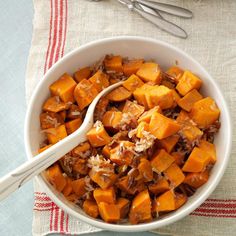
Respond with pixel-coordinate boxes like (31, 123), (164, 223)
(123, 74), (144, 92)
(138, 106), (161, 123)
(155, 190), (175, 212)
(175, 193), (187, 209)
(198, 140), (216, 164)
(67, 104), (81, 120)
(123, 59), (143, 76)
(43, 96), (68, 113)
(116, 198), (130, 218)
(72, 158), (89, 175)
(62, 177), (73, 197)
(106, 86), (132, 102)
(93, 187), (116, 204)
(166, 66), (184, 83)
(89, 70), (109, 92)
(138, 158), (153, 182)
(164, 163), (185, 187)
(148, 178), (170, 195)
(50, 73), (77, 103)
(104, 55), (123, 73)
(40, 112), (64, 129)
(83, 199), (99, 218)
(65, 118), (82, 134)
(71, 178), (87, 198)
(74, 67), (91, 82)
(136, 121), (149, 138)
(183, 170), (209, 188)
(157, 135), (179, 153)
(46, 124), (67, 144)
(122, 100), (145, 119)
(102, 111), (122, 131)
(98, 202), (120, 223)
(171, 152), (185, 167)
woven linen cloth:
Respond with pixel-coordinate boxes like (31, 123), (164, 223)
(26, 0), (236, 235)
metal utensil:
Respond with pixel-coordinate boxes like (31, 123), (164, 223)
(118, 0), (187, 39)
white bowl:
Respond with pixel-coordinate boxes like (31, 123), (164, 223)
(24, 36), (232, 232)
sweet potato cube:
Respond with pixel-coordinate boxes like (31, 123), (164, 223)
(71, 178), (87, 198)
(132, 84), (152, 109)
(86, 123), (111, 147)
(65, 193), (78, 203)
(149, 112), (181, 139)
(183, 170), (209, 188)
(67, 104), (81, 120)
(106, 86), (132, 102)
(190, 97), (220, 128)
(175, 193), (187, 209)
(138, 106), (161, 123)
(123, 59), (144, 76)
(157, 135), (179, 153)
(74, 79), (99, 110)
(65, 118), (82, 134)
(46, 124), (67, 144)
(116, 198), (130, 218)
(136, 62), (162, 84)
(123, 74), (144, 92)
(129, 190), (152, 224)
(146, 85), (174, 109)
(198, 140), (217, 164)
(138, 158), (153, 182)
(171, 152), (185, 166)
(180, 124), (203, 143)
(155, 190), (175, 212)
(40, 112), (64, 129)
(43, 96), (68, 113)
(102, 145), (111, 158)
(83, 199), (99, 218)
(62, 177), (73, 197)
(72, 158), (89, 175)
(151, 149), (175, 173)
(148, 178), (169, 195)
(176, 110), (192, 125)
(98, 202), (120, 223)
(50, 73), (77, 103)
(89, 170), (117, 189)
(46, 164), (66, 192)
(74, 67), (91, 83)
(104, 55), (123, 73)
(177, 89), (203, 112)
(89, 70), (109, 92)
(171, 89), (181, 108)
(72, 142), (91, 156)
(38, 144), (52, 153)
(136, 121), (149, 138)
(164, 163), (185, 187)
(110, 141), (135, 165)
(122, 100), (145, 119)
(182, 147), (211, 172)
(176, 70), (202, 96)
(166, 66), (184, 83)
(93, 187), (116, 204)
(102, 111), (122, 131)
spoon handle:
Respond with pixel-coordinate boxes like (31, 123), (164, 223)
(0, 131), (87, 201)
(135, 0), (193, 18)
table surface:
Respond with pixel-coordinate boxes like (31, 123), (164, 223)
(0, 1), (158, 236)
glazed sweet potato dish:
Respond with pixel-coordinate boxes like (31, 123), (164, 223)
(39, 55), (220, 224)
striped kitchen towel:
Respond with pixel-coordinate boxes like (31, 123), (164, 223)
(26, 0), (236, 235)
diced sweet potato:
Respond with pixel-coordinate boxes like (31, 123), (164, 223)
(171, 89), (181, 108)
(89, 70), (109, 92)
(86, 123), (111, 147)
(93, 187), (116, 204)
(62, 177), (73, 197)
(50, 73), (77, 103)
(43, 96), (68, 113)
(94, 97), (109, 121)
(116, 198), (130, 218)
(177, 89), (203, 112)
(102, 145), (111, 158)
(182, 147), (211, 172)
(136, 121), (149, 138)
(123, 74), (144, 92)
(155, 190), (175, 212)
(149, 112), (181, 139)
(148, 178), (169, 195)
(146, 85), (174, 109)
(46, 164), (66, 192)
(104, 55), (123, 73)
(74, 67), (91, 82)
(176, 70), (202, 96)
(46, 124), (67, 144)
(72, 142), (91, 156)
(66, 193), (78, 202)
(175, 193), (187, 209)
(83, 199), (99, 218)
(102, 111), (122, 131)
(164, 163), (185, 187)
(122, 100), (145, 119)
(151, 149), (175, 173)
(106, 86), (132, 102)
(65, 118), (82, 135)
(110, 141), (135, 166)
(184, 170), (209, 188)
(180, 124), (203, 143)
(190, 97), (220, 128)
(74, 79), (99, 110)
(157, 135), (179, 153)
(171, 152), (185, 167)
(72, 159), (89, 175)
(166, 66), (184, 83)
(138, 106), (161, 123)
(38, 144), (52, 153)
(98, 202), (120, 223)
(129, 190), (152, 224)
(136, 62), (162, 84)
(123, 59), (144, 76)
(198, 140), (216, 164)
(176, 110), (193, 125)
(40, 112), (64, 129)
(89, 170), (117, 189)
(67, 104), (81, 120)
(71, 178), (87, 198)
(138, 158), (153, 182)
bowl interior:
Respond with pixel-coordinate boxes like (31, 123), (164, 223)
(25, 37), (231, 231)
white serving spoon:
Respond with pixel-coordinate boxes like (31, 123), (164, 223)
(0, 81), (123, 201)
